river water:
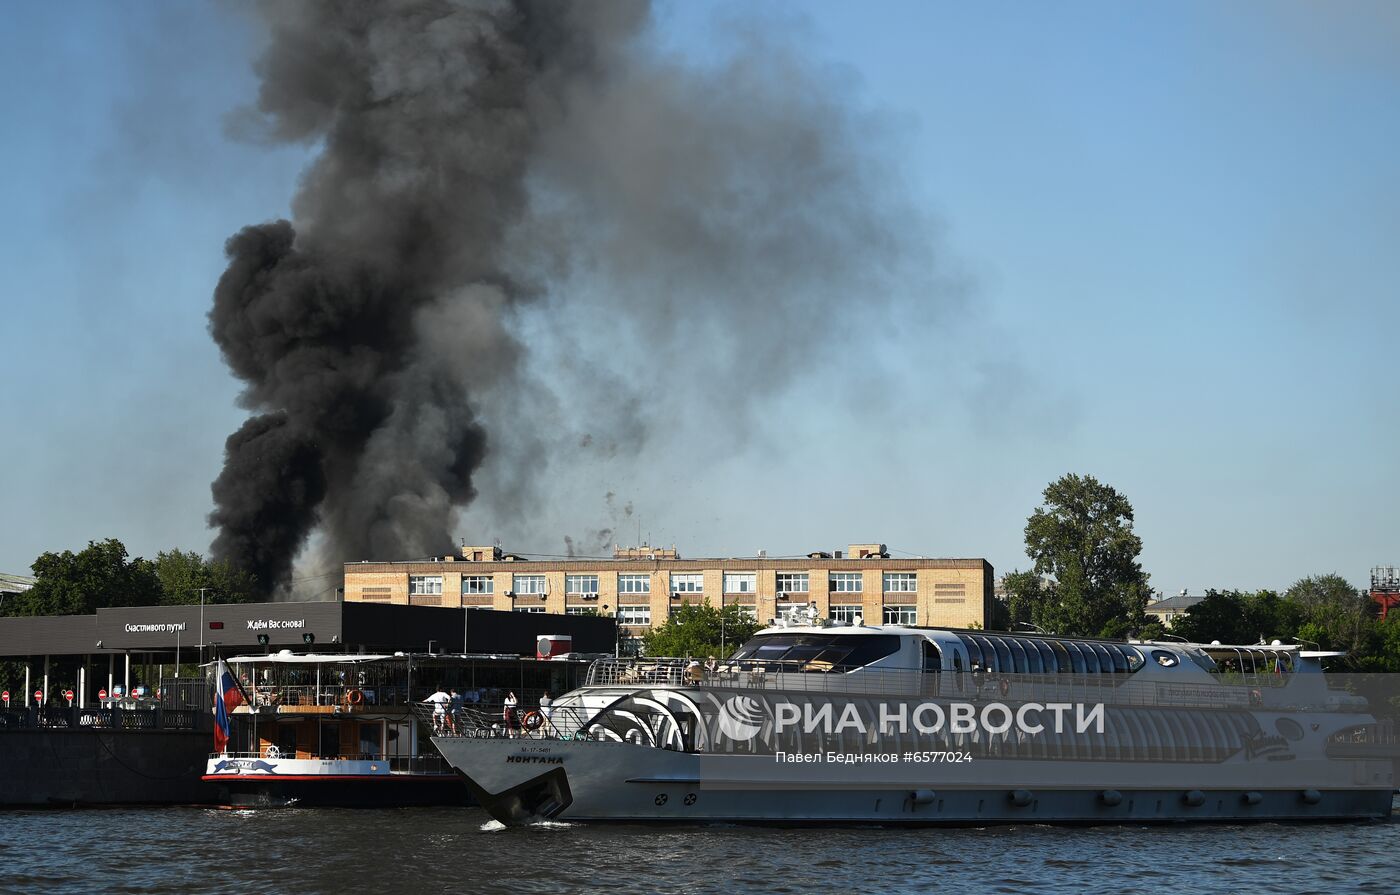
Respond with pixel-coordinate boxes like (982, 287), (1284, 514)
(3, 802), (1398, 895)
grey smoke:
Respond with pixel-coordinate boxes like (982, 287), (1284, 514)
(209, 0), (950, 592)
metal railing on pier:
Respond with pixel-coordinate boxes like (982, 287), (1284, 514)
(0, 706), (204, 731)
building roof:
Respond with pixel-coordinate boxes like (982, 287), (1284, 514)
(1146, 593), (1207, 612)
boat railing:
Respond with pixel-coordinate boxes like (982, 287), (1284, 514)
(244, 684), (413, 709)
(419, 703), (606, 742)
(579, 657), (1362, 712)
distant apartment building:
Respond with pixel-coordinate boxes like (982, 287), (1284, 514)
(343, 542), (995, 640)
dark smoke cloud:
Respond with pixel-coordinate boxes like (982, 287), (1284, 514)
(209, 0), (953, 592)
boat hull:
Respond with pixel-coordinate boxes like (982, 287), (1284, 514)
(432, 735), (1394, 825)
(203, 756), (471, 808)
(206, 773), (471, 808)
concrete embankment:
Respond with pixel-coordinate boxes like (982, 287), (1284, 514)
(0, 728), (219, 807)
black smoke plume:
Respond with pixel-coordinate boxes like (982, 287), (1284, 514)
(210, 0), (947, 592)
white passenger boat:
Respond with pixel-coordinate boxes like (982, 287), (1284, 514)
(204, 651), (589, 807)
(429, 613), (1396, 825)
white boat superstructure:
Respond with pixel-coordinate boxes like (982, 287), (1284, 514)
(430, 620), (1396, 825)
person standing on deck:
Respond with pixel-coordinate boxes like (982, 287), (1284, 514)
(539, 691), (553, 735)
(503, 691), (519, 737)
(425, 687), (450, 734)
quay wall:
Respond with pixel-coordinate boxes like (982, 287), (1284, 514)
(0, 729), (219, 807)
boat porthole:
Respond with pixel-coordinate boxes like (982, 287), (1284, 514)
(684, 793), (697, 806)
(1301, 789), (1322, 805)
(1274, 718), (1305, 742)
(1183, 790), (1205, 807)
(654, 793), (668, 806)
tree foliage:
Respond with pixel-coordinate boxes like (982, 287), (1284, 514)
(1004, 474), (1152, 638)
(153, 549), (261, 605)
(641, 602), (760, 659)
(1, 540), (262, 618)
(5, 539), (162, 616)
(1170, 589), (1301, 646)
(1164, 575), (1400, 670)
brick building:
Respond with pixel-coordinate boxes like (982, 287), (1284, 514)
(344, 542), (995, 640)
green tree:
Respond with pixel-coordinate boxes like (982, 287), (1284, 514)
(1171, 589), (1299, 645)
(1009, 474), (1153, 638)
(154, 549), (260, 605)
(1284, 574), (1372, 654)
(641, 602), (760, 659)
(5, 539), (162, 616)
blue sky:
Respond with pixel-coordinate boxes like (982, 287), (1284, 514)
(1, 1), (1396, 594)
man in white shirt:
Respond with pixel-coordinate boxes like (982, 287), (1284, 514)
(425, 687), (451, 734)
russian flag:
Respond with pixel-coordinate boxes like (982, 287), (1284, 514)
(212, 660), (243, 754)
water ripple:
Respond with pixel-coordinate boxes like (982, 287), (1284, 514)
(0, 801), (1397, 895)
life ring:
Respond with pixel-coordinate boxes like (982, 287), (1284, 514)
(522, 710), (544, 731)
(1248, 688), (1263, 707)
(998, 678), (1011, 698)
(346, 689), (364, 706)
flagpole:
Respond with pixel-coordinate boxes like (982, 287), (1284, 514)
(212, 644), (256, 756)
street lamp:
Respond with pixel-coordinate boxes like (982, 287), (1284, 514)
(198, 587), (209, 667)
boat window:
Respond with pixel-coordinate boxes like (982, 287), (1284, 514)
(1063, 641), (1087, 673)
(318, 721), (341, 759)
(782, 644), (829, 665)
(1106, 645), (1129, 673)
(1077, 643), (1101, 673)
(959, 635), (984, 670)
(991, 637), (1013, 673)
(922, 640), (942, 673)
(971, 635), (999, 672)
(277, 724), (298, 759)
(1033, 640), (1057, 673)
(963, 638), (996, 672)
(1089, 643), (1115, 672)
(1185, 649), (1217, 673)
(729, 634), (901, 669)
(1048, 640), (1072, 674)
(359, 721), (382, 758)
(1151, 649), (1179, 668)
(1007, 638), (1030, 674)
(1122, 646), (1145, 672)
(1274, 717), (1304, 742)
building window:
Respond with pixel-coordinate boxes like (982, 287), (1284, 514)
(883, 572), (918, 593)
(408, 575), (443, 596)
(883, 605), (917, 625)
(512, 575), (546, 595)
(734, 605), (757, 621)
(776, 573), (809, 594)
(618, 574), (651, 594)
(617, 606), (651, 626)
(461, 575), (493, 595)
(514, 606), (547, 614)
(566, 574), (599, 595)
(670, 573), (703, 594)
(565, 606), (593, 616)
(830, 573), (863, 593)
(723, 573), (756, 594)
(828, 605), (861, 624)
